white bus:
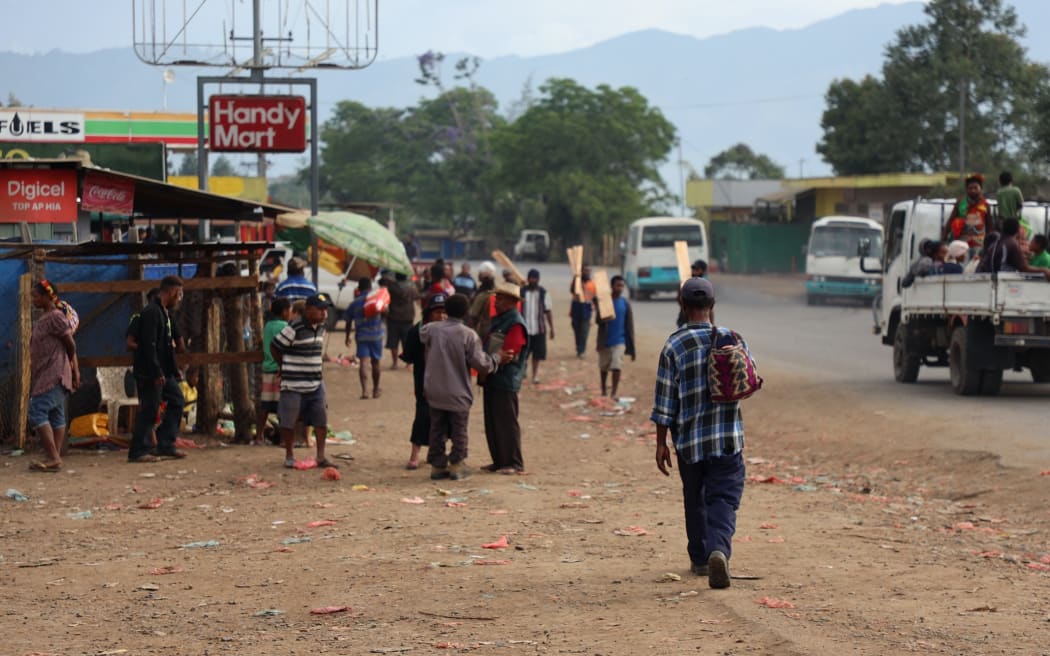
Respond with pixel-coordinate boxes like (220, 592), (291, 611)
(623, 217), (708, 300)
(805, 215), (883, 305)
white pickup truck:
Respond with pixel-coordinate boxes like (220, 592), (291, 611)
(862, 198), (1050, 395)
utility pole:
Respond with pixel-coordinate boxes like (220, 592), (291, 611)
(958, 77), (966, 182)
(677, 137), (686, 216)
(798, 158), (805, 179)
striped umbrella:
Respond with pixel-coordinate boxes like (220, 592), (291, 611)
(306, 211), (412, 276)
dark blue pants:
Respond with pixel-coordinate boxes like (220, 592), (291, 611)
(677, 451), (745, 565)
(129, 376), (185, 460)
(571, 315), (591, 356)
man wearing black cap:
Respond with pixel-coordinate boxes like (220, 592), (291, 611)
(651, 277), (753, 590)
(520, 268), (554, 384)
(676, 260), (708, 328)
(400, 293), (448, 470)
(271, 292), (339, 470)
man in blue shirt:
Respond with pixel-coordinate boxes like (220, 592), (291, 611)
(651, 277), (751, 589)
(274, 257), (317, 304)
(595, 275), (634, 398)
(345, 277), (386, 399)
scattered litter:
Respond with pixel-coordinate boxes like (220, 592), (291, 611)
(139, 472), (156, 478)
(320, 467), (342, 481)
(577, 433), (591, 439)
(327, 430), (355, 445)
(516, 482), (538, 491)
(138, 583), (159, 591)
(445, 497), (468, 504)
(489, 510), (509, 515)
(569, 415), (593, 422)
(793, 484), (818, 492)
(292, 459), (318, 470)
(138, 498), (164, 510)
(482, 535), (509, 549)
(310, 605), (350, 614)
(559, 400), (587, 409)
(175, 437), (204, 449)
(755, 597), (795, 609)
(748, 475), (785, 484)
(253, 608), (285, 617)
(746, 457), (770, 465)
(1027, 562), (1050, 572)
(180, 540), (219, 549)
(400, 496), (425, 504)
(351, 484), (369, 491)
(148, 566), (184, 575)
(67, 510), (93, 520)
(767, 536), (785, 543)
(238, 474), (274, 489)
(567, 490), (584, 497)
(473, 559), (511, 565)
(679, 590), (699, 597)
(446, 501), (468, 508)
(5, 488), (28, 502)
(281, 536), (311, 545)
(758, 523), (779, 530)
(965, 605), (998, 612)
(658, 572), (681, 582)
(306, 520), (337, 528)
(335, 453), (355, 460)
(613, 526), (648, 537)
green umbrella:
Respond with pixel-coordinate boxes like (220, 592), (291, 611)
(307, 211), (413, 276)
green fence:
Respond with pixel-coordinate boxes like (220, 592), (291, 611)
(709, 222), (810, 274)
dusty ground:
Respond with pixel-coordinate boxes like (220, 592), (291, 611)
(4, 278), (1050, 656)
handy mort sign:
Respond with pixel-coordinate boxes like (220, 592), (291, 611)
(208, 95), (307, 153)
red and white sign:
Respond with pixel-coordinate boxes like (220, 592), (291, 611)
(208, 95), (307, 153)
(0, 168), (77, 223)
(81, 170), (135, 214)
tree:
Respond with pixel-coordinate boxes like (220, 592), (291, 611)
(5, 92), (23, 107)
(493, 78), (677, 245)
(818, 0), (1049, 175)
(177, 151), (198, 176)
(704, 143), (785, 179)
(210, 155), (236, 177)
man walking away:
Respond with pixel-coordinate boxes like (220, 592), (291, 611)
(345, 277), (385, 399)
(129, 276), (187, 463)
(482, 282), (530, 474)
(384, 272), (418, 370)
(274, 257), (317, 304)
(521, 268), (554, 384)
(596, 275), (635, 398)
(28, 280), (80, 472)
(569, 265), (596, 359)
(420, 294), (500, 481)
(271, 293), (339, 469)
(651, 278), (752, 589)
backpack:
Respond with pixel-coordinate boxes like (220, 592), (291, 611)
(707, 327), (763, 403)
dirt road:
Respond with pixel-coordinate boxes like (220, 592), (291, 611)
(3, 274), (1049, 655)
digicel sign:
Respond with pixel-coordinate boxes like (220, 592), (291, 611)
(208, 95), (307, 153)
(0, 168), (78, 223)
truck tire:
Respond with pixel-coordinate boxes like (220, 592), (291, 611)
(949, 326), (981, 395)
(893, 324), (920, 383)
(979, 368), (1003, 396)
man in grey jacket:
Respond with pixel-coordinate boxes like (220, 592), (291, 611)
(421, 294), (507, 480)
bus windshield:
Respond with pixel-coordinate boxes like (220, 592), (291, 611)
(810, 226), (882, 258)
(641, 224), (703, 248)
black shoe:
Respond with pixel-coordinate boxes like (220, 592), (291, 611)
(690, 561), (708, 577)
(430, 466), (450, 480)
(708, 550), (730, 589)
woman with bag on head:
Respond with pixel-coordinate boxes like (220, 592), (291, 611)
(650, 277), (761, 589)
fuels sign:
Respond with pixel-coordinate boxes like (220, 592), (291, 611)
(208, 95), (307, 153)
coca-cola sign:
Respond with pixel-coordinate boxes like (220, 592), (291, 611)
(82, 171), (135, 214)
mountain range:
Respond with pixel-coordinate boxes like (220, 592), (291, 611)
(4, 0), (1050, 182)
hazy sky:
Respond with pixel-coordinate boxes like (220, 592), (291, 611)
(8, 0), (920, 60)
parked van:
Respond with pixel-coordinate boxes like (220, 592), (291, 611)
(805, 216), (883, 305)
(623, 217), (708, 300)
(512, 229), (551, 261)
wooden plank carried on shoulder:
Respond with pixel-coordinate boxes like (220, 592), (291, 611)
(674, 240), (691, 287)
(567, 245), (584, 299)
(592, 269), (615, 320)
(491, 249), (525, 285)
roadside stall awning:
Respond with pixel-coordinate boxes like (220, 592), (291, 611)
(0, 158), (295, 223)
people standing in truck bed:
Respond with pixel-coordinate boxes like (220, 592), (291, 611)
(944, 173), (989, 249)
(982, 218), (1050, 280)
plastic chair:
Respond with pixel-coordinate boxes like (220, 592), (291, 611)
(96, 367), (138, 436)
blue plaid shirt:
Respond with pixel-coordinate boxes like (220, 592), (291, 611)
(650, 322), (748, 464)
